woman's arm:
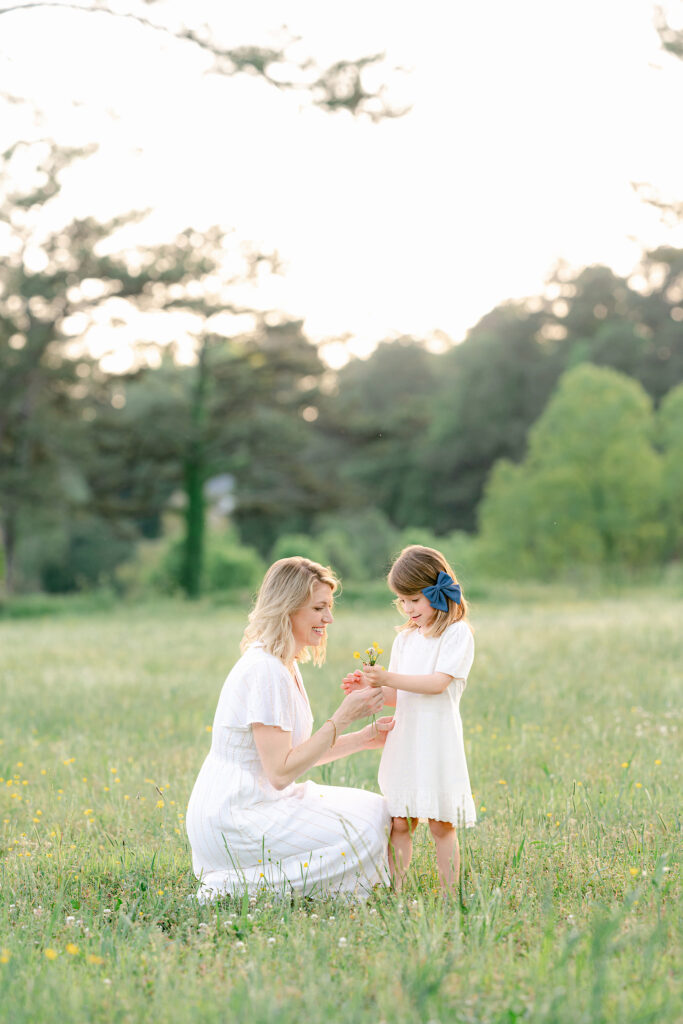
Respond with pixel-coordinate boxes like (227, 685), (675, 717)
(342, 671), (397, 706)
(252, 686), (384, 791)
(361, 664), (454, 695)
(314, 716), (395, 765)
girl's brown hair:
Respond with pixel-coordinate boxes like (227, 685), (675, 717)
(241, 557), (339, 666)
(388, 545), (468, 637)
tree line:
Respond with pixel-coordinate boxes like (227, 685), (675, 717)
(1, 139), (682, 596)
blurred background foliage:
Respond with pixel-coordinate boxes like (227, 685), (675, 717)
(1, 9), (682, 603)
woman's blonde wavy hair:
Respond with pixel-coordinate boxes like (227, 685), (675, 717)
(241, 557), (340, 666)
(388, 545), (468, 638)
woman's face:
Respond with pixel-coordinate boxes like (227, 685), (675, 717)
(290, 582), (334, 654)
(397, 592), (435, 629)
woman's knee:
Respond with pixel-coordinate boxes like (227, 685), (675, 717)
(428, 818), (456, 840)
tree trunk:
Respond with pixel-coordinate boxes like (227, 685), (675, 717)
(180, 451), (205, 599)
(1, 510), (16, 596)
(179, 341), (209, 599)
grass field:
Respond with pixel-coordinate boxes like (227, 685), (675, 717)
(0, 592), (681, 1023)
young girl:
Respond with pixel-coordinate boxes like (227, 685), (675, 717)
(345, 545), (475, 892)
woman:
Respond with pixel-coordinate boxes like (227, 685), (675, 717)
(186, 557), (393, 899)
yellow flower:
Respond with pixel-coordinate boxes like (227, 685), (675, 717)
(353, 652), (361, 659)
(156, 800), (164, 809)
(205, 726), (212, 733)
(621, 762), (629, 768)
(629, 867), (638, 877)
(0, 949), (10, 964)
(66, 943), (79, 956)
(86, 954), (104, 965)
(84, 809), (93, 816)
(45, 948), (58, 960)
(635, 782), (642, 789)
(498, 779), (507, 785)
(654, 759), (661, 765)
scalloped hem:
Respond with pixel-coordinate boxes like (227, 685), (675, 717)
(384, 792), (476, 828)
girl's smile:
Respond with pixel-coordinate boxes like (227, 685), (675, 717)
(397, 592), (435, 629)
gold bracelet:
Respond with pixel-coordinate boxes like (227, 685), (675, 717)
(326, 718), (337, 747)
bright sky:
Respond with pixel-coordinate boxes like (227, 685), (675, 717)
(1, 0), (682, 368)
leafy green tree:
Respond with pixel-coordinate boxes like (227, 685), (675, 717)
(658, 383), (683, 558)
(477, 365), (665, 577)
(316, 339), (439, 529)
(422, 306), (563, 532)
(0, 141), (249, 594)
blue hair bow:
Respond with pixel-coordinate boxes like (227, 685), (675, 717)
(422, 571), (461, 611)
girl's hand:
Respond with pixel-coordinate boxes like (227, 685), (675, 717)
(341, 670), (364, 694)
(363, 716), (395, 749)
(336, 686), (385, 728)
(361, 664), (386, 688)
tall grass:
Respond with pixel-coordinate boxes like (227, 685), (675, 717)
(0, 593), (680, 1023)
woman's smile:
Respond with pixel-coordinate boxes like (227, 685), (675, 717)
(290, 582), (334, 653)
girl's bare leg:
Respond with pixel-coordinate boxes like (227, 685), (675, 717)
(428, 818), (459, 894)
(388, 816), (419, 891)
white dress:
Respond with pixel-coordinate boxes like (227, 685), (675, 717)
(186, 643), (391, 899)
(378, 621), (476, 826)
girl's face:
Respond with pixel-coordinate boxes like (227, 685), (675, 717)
(397, 592), (436, 629)
(290, 582), (334, 654)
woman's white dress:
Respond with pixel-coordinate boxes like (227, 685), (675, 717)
(186, 643), (390, 899)
(378, 621), (476, 826)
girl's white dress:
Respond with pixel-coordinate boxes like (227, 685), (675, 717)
(186, 643), (390, 900)
(378, 621), (476, 826)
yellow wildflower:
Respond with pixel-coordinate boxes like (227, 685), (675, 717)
(66, 943), (79, 956)
(86, 954), (104, 965)
(45, 949), (58, 960)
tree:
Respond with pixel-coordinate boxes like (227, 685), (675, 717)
(0, 140), (254, 593)
(658, 382), (683, 559)
(477, 365), (665, 577)
(0, 1), (406, 121)
(315, 339), (439, 529)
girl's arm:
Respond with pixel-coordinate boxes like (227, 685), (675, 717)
(252, 686), (384, 790)
(361, 664), (454, 695)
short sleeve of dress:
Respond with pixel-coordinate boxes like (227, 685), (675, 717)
(388, 633), (405, 673)
(435, 622), (475, 684)
(214, 649), (296, 732)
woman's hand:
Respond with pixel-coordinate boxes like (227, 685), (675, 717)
(341, 670), (364, 694)
(362, 716), (395, 749)
(360, 664), (386, 688)
(335, 686), (385, 729)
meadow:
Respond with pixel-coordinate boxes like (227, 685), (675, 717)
(0, 591), (681, 1023)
